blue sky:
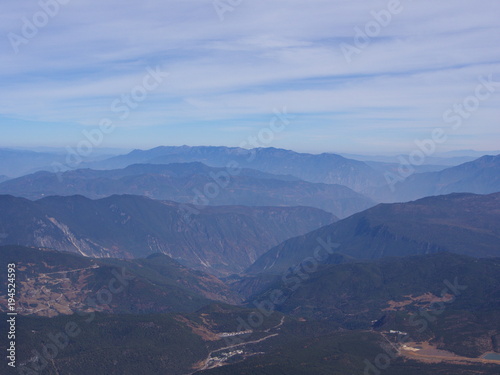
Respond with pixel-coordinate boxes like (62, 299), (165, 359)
(1, 0), (499, 154)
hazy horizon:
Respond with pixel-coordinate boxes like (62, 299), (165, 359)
(1, 144), (499, 159)
(1, 2), (499, 374)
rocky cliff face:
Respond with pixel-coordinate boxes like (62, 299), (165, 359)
(248, 192), (500, 275)
(0, 194), (337, 276)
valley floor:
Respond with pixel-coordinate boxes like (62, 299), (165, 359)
(393, 339), (500, 366)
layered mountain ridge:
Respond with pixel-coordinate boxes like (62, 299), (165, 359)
(248, 192), (500, 275)
(0, 194), (336, 275)
(0, 162), (375, 218)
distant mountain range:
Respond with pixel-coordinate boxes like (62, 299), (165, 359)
(82, 146), (500, 202)
(0, 194), (336, 275)
(340, 152), (492, 166)
(0, 148), (65, 177)
(364, 160), (449, 174)
(0, 148), (118, 178)
(248, 192), (500, 275)
(84, 145), (387, 192)
(1, 145), (500, 374)
(382, 154), (500, 202)
(0, 162), (375, 218)
(2, 146), (499, 205)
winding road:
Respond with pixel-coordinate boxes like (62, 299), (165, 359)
(193, 316), (286, 373)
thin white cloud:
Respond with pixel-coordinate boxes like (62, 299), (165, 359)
(0, 0), (499, 152)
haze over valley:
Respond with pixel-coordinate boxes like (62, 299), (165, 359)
(1, 144), (499, 375)
(1, 0), (500, 374)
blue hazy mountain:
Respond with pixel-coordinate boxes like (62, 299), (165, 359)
(85, 146), (500, 203)
(85, 145), (387, 192)
(0, 162), (375, 218)
(382, 154), (500, 202)
(248, 192), (500, 275)
(0, 194), (336, 275)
